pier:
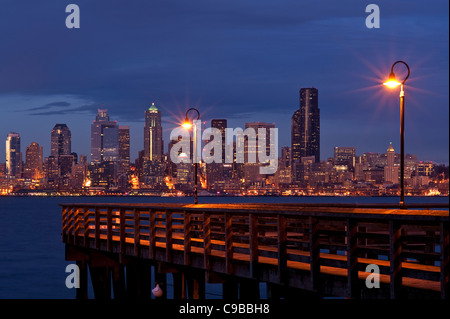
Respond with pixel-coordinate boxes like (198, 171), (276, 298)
(61, 202), (449, 299)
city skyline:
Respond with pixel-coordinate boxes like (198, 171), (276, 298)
(1, 98), (446, 167)
(0, 1), (448, 165)
(1, 97), (446, 197)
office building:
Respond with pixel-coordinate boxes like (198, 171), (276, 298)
(291, 88), (320, 164)
(51, 124), (71, 158)
(5, 132), (21, 179)
(24, 142), (43, 180)
(384, 142), (399, 184)
(91, 109), (119, 163)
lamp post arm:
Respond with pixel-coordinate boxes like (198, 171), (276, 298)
(391, 61), (410, 85)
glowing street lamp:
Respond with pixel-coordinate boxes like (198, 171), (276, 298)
(383, 60), (410, 207)
(182, 107), (200, 204)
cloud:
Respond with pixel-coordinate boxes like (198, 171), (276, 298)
(30, 104), (98, 116)
(24, 101), (71, 112)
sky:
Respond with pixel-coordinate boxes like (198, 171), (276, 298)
(0, 0), (448, 164)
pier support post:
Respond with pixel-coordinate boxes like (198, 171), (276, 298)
(76, 260), (88, 300)
(187, 271), (205, 299)
(173, 272), (187, 299)
(111, 264), (126, 299)
(266, 282), (282, 299)
(222, 278), (239, 299)
(89, 265), (112, 300)
(239, 278), (260, 299)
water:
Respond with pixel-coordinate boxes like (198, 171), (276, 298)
(0, 195), (447, 299)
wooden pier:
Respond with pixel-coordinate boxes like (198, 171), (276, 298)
(61, 203), (449, 299)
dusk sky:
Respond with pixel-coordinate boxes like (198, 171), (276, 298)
(0, 0), (448, 164)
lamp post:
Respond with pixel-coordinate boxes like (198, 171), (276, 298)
(182, 107), (200, 204)
(383, 60), (410, 207)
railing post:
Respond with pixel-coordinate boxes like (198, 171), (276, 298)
(225, 213), (233, 274)
(95, 208), (100, 249)
(249, 213), (259, 278)
(119, 208), (126, 258)
(74, 208), (81, 246)
(309, 216), (320, 292)
(346, 218), (359, 299)
(107, 208), (112, 252)
(440, 221), (449, 299)
(149, 210), (156, 260)
(69, 207), (75, 244)
(83, 207), (89, 247)
(278, 214), (287, 284)
(165, 210), (173, 263)
(389, 220), (403, 299)
(203, 212), (211, 271)
(61, 206), (67, 242)
(134, 209), (140, 257)
(184, 211), (192, 266)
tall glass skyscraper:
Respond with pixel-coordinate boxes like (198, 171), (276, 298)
(5, 132), (21, 178)
(143, 103), (164, 186)
(91, 109), (119, 163)
(51, 124), (71, 158)
(291, 88), (320, 163)
(144, 102), (163, 162)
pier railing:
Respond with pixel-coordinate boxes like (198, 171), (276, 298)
(61, 203), (449, 299)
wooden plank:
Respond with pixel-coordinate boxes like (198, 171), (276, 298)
(346, 218), (359, 298)
(249, 213), (258, 278)
(278, 215), (287, 284)
(203, 212), (211, 271)
(225, 213), (233, 274)
(440, 221), (449, 299)
(389, 220), (403, 299)
(166, 210), (173, 263)
(184, 211), (192, 266)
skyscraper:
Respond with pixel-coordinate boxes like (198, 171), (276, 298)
(291, 88), (320, 163)
(211, 119), (227, 161)
(118, 126), (130, 189)
(90, 109), (119, 188)
(384, 142), (399, 184)
(143, 103), (164, 187)
(91, 109), (119, 163)
(24, 142), (43, 180)
(5, 132), (21, 178)
(244, 122), (276, 186)
(51, 124), (71, 158)
(207, 119), (228, 190)
(144, 102), (163, 162)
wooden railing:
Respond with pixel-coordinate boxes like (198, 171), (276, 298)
(61, 203), (449, 299)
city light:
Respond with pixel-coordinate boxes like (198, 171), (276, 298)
(182, 121), (192, 129)
(383, 71), (402, 88)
